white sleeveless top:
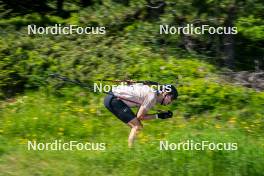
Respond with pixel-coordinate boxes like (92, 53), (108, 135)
(112, 84), (158, 111)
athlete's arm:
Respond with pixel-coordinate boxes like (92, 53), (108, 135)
(137, 106), (156, 120)
(137, 106), (173, 120)
(137, 93), (158, 120)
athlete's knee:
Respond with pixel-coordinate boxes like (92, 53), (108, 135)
(134, 125), (143, 132)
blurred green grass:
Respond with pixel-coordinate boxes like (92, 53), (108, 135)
(0, 57), (264, 175)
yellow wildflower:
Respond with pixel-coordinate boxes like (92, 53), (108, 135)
(215, 124), (221, 129)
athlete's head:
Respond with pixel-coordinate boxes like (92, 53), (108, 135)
(160, 84), (178, 105)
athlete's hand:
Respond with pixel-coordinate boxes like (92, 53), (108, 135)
(157, 111), (173, 119)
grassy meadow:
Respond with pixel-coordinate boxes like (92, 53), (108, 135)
(1, 57), (264, 175)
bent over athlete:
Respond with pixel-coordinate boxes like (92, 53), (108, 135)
(104, 84), (178, 147)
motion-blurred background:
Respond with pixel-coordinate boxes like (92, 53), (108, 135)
(0, 0), (263, 175)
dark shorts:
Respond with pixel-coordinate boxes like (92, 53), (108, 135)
(104, 93), (136, 124)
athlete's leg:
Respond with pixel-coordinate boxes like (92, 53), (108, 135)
(104, 95), (142, 147)
(127, 118), (143, 148)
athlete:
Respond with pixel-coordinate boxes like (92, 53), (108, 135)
(104, 84), (178, 148)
